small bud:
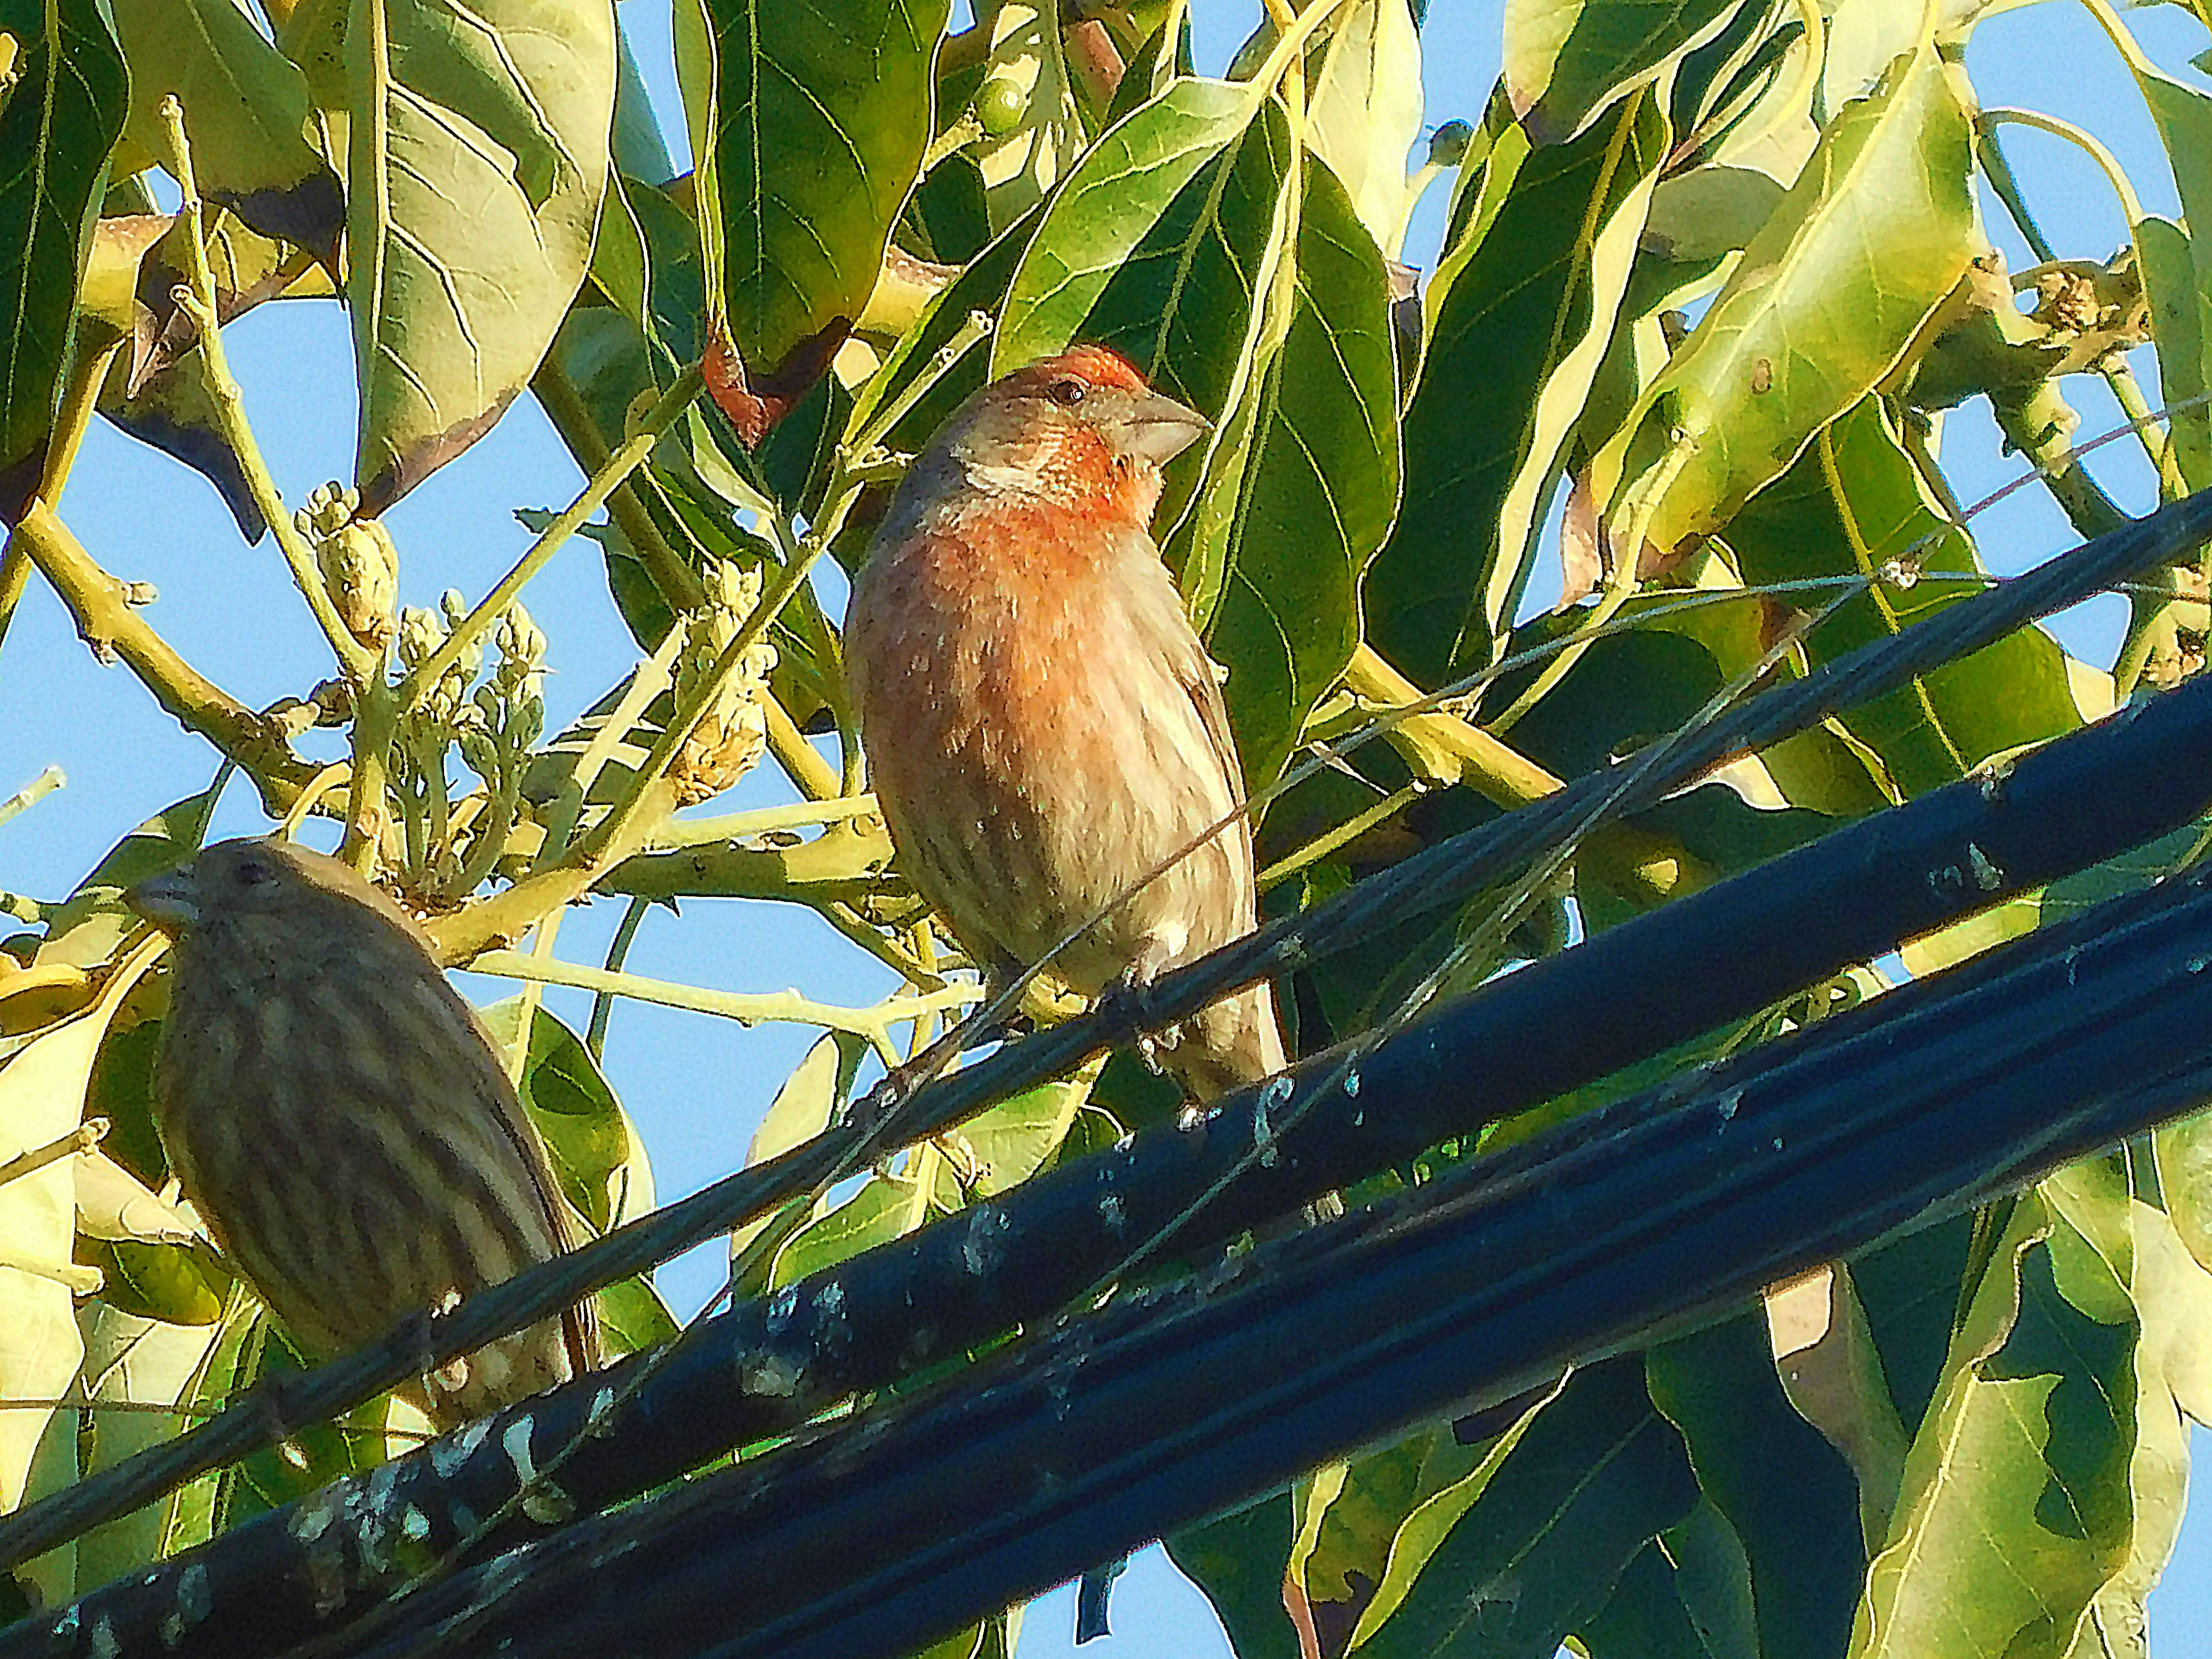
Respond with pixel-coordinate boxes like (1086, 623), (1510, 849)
(671, 558), (779, 806)
(975, 72), (1029, 139)
(397, 605), (445, 669)
(315, 518), (399, 649)
(1428, 120), (1474, 167)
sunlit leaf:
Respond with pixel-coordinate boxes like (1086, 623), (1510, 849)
(1179, 157), (1400, 790)
(69, 1301), (225, 1586)
(1504, 0), (1739, 144)
(347, 0), (616, 509)
(1850, 1190), (2137, 1659)
(107, 0), (343, 257)
(0, 0), (128, 520)
(1366, 87), (1668, 684)
(1588, 41), (1976, 557)
(679, 0), (948, 373)
(478, 1000), (655, 1236)
(1726, 399), (2094, 797)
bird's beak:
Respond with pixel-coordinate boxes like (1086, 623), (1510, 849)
(1109, 390), (1210, 467)
(128, 867), (201, 933)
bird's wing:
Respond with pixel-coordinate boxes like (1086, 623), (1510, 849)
(1118, 529), (1256, 868)
(459, 1008), (607, 1370)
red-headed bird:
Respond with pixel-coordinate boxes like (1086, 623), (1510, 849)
(846, 345), (1285, 1099)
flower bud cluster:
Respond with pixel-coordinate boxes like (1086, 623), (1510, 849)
(298, 483), (398, 650)
(670, 558), (779, 806)
(388, 589), (548, 898)
(460, 601), (549, 777)
(397, 589), (483, 729)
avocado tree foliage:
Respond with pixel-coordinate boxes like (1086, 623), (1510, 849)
(1, 0), (2210, 1653)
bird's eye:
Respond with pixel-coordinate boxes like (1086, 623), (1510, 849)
(234, 859), (272, 888)
(1047, 378), (1087, 408)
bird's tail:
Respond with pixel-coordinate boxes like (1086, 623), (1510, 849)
(1163, 978), (1288, 1103)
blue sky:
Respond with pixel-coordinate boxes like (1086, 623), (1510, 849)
(2, 0), (2209, 1652)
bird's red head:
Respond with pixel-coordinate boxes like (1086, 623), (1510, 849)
(926, 344), (1211, 524)
(1005, 343), (1154, 399)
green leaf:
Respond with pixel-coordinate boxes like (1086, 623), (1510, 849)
(731, 1032), (864, 1274)
(1646, 1312), (1864, 1659)
(1232, 0), (1426, 252)
(70, 1302), (226, 1587)
(39, 777), (229, 970)
(1304, 0), (1426, 252)
(2047, 1154), (2207, 1653)
(2154, 1077), (2212, 1283)
(2138, 216), (2211, 494)
(0, 0), (128, 519)
(477, 1000), (654, 1236)
(679, 0), (948, 372)
(217, 1318), (425, 1530)
(347, 0), (616, 509)
(1503, 0), (1740, 145)
(76, 1238), (226, 1330)
(1579, 1536), (1748, 1659)
(1492, 591), (1859, 896)
(769, 1173), (926, 1289)
(993, 79), (1279, 391)
(138, 1286), (266, 1557)
(1182, 156), (1400, 791)
(107, 0), (343, 257)
(1589, 40), (1976, 557)
(1896, 895), (2040, 978)
(85, 1016), (168, 1190)
(1726, 399), (2099, 797)
(594, 1274), (682, 1357)
(2088, 0), (2212, 493)
(1165, 1492), (1304, 1659)
(0, 1012), (104, 1512)
(988, 81), (1390, 792)
(1286, 1422), (1488, 1648)
(1351, 1359), (1701, 1657)
(1850, 1191), (2138, 1659)
(1366, 87), (1668, 684)
(931, 1073), (1088, 1206)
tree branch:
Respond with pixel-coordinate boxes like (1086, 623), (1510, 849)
(1342, 645), (1715, 904)
(10, 503), (321, 816)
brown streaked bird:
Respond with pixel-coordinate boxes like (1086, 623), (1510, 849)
(845, 344), (1286, 1099)
(129, 838), (596, 1424)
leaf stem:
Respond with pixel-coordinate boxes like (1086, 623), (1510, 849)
(586, 897), (653, 1061)
(9, 504), (319, 814)
(155, 96), (373, 682)
(468, 950), (981, 1043)
(0, 1119), (106, 1194)
(402, 364), (707, 713)
(1256, 780), (1429, 890)
(650, 793), (881, 849)
(0, 766), (65, 832)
